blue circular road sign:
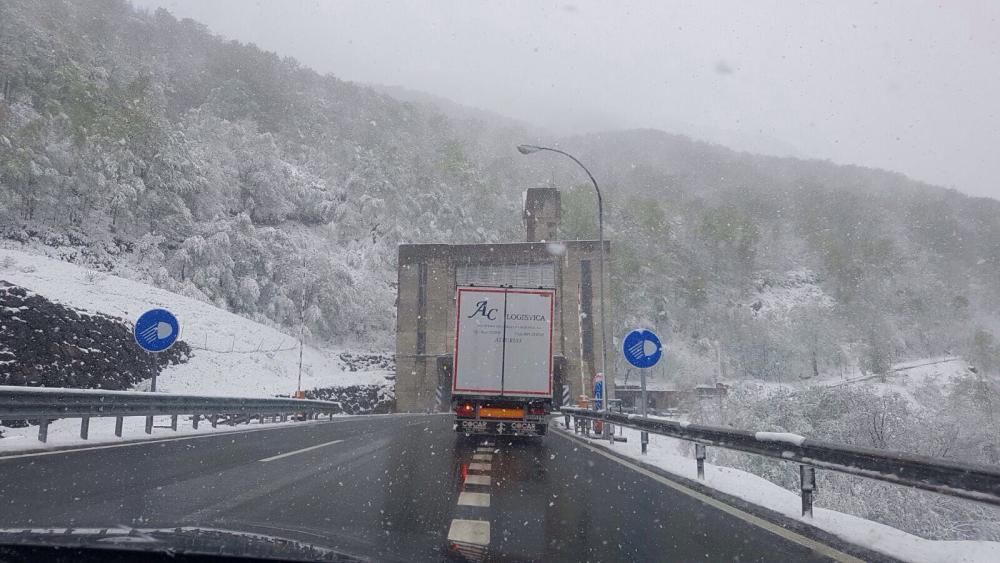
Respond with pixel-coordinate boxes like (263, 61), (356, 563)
(623, 329), (662, 369)
(134, 308), (180, 353)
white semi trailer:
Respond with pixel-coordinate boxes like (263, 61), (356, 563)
(451, 286), (554, 437)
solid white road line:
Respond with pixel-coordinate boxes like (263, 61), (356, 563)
(448, 519), (490, 546)
(469, 462), (491, 471)
(258, 439), (344, 462)
(465, 474), (491, 486)
(458, 492), (491, 507)
(554, 430), (865, 563)
(472, 453), (491, 461)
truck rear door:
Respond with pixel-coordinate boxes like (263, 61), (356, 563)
(499, 289), (553, 398)
(453, 286), (554, 398)
(453, 287), (506, 395)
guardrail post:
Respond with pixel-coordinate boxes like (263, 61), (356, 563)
(641, 431), (649, 454)
(800, 465), (816, 517)
(145, 415), (153, 434)
(192, 414), (200, 429)
(38, 419), (49, 443)
(170, 414), (178, 431)
(695, 443), (706, 479)
(210, 415), (218, 428)
(564, 413), (570, 428)
(115, 416), (124, 437)
(80, 416), (90, 440)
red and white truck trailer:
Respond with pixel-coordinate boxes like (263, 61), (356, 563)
(452, 286), (554, 437)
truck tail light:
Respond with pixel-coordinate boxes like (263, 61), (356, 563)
(528, 404), (546, 415)
(456, 403), (475, 417)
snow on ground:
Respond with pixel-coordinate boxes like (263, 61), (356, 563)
(829, 356), (972, 408)
(0, 408), (414, 455)
(558, 423), (1000, 563)
(725, 356), (973, 404)
(843, 356), (971, 408)
(0, 248), (391, 397)
(0, 415), (312, 454)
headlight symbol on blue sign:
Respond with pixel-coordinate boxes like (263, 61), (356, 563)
(622, 329), (662, 369)
(134, 308), (180, 353)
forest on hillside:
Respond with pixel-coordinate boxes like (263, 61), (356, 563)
(1, 0), (999, 386)
(0, 0), (516, 347)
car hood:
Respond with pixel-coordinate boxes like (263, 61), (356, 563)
(0, 526), (364, 562)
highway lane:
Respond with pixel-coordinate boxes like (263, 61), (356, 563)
(0, 414), (461, 561)
(480, 431), (864, 562)
(0, 414), (879, 562)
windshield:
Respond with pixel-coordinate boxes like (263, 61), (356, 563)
(1, 1), (999, 561)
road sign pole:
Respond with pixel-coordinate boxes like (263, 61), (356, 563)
(622, 328), (663, 455)
(297, 337), (303, 393)
(640, 367), (649, 454)
(134, 308), (179, 398)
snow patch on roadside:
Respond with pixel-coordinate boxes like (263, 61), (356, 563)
(0, 415), (339, 454)
(0, 248), (391, 397)
(754, 431), (806, 446)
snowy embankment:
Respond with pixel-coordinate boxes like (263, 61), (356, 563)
(729, 356), (973, 402)
(0, 248), (391, 397)
(0, 414), (310, 454)
(558, 423), (1000, 563)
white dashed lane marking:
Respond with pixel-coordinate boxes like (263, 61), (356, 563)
(447, 439), (495, 559)
(458, 492), (491, 507)
(448, 519), (490, 545)
(465, 474), (491, 486)
(258, 439), (343, 462)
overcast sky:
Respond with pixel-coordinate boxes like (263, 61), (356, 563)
(132, 0), (1000, 200)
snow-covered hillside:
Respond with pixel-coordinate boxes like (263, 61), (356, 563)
(728, 356), (974, 398)
(0, 249), (391, 398)
(747, 269), (835, 320)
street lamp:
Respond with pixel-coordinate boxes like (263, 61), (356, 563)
(517, 144), (610, 427)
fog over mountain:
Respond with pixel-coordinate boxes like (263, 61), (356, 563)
(133, 0), (1000, 200)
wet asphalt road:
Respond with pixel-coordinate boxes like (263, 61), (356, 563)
(0, 414), (867, 562)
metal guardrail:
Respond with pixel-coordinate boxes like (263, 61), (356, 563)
(561, 406), (1000, 515)
(0, 386), (343, 443)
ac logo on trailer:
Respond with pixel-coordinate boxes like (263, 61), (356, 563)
(468, 300), (498, 320)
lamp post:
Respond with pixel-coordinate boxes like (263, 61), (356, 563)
(517, 144), (610, 428)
